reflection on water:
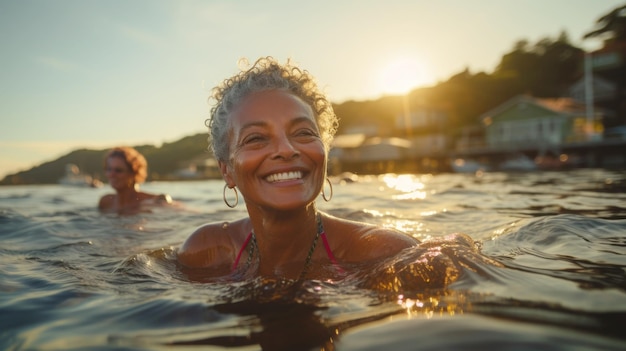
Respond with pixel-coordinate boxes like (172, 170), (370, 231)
(1, 169), (625, 350)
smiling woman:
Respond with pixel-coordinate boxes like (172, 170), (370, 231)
(378, 56), (434, 95)
(98, 146), (174, 215)
(177, 57), (419, 281)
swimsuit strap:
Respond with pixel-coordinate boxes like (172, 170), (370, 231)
(320, 232), (340, 266)
(232, 231), (252, 271)
(231, 213), (344, 277)
(316, 214), (345, 274)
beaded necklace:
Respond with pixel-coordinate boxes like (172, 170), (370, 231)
(245, 213), (323, 280)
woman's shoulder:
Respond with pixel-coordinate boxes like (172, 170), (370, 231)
(177, 218), (249, 268)
(98, 194), (115, 210)
(323, 213), (419, 261)
(325, 213), (414, 239)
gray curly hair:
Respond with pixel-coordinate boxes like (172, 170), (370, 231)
(206, 57), (338, 163)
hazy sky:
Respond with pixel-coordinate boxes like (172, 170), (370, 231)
(1, 0), (624, 178)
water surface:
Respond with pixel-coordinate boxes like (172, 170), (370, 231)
(1, 169), (625, 350)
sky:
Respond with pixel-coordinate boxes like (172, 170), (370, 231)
(1, 0), (624, 179)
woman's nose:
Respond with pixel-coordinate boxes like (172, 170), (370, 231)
(272, 135), (300, 159)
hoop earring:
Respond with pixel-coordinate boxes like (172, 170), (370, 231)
(223, 184), (239, 208)
(321, 177), (333, 202)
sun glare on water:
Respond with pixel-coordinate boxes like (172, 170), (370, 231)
(378, 56), (434, 95)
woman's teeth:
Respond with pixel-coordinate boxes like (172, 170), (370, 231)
(266, 171), (302, 182)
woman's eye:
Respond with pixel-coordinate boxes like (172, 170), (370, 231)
(242, 135), (264, 144)
(295, 129), (318, 137)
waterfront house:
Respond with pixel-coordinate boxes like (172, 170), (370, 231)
(394, 103), (452, 171)
(569, 75), (617, 104)
(172, 155), (220, 179)
(480, 95), (603, 154)
(581, 42), (626, 129)
(329, 134), (412, 174)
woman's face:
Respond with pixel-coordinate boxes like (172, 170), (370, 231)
(105, 156), (134, 190)
(221, 89), (327, 211)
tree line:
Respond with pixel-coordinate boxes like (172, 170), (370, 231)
(335, 4), (626, 136)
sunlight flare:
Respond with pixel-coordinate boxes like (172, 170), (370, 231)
(378, 56), (434, 95)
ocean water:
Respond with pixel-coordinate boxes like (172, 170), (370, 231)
(1, 169), (625, 350)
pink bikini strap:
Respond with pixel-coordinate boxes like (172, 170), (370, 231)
(233, 227), (344, 273)
(232, 231), (252, 271)
(321, 232), (345, 273)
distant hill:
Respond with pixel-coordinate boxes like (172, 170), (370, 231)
(1, 133), (214, 185)
(5, 23), (625, 185)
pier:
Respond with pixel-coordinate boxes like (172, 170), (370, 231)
(331, 138), (626, 175)
(451, 138), (626, 170)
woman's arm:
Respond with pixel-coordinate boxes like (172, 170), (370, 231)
(350, 227), (419, 261)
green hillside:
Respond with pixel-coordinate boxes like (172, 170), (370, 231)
(1, 133), (213, 185)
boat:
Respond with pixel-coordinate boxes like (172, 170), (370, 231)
(451, 158), (490, 173)
(497, 154), (537, 171)
(59, 164), (102, 187)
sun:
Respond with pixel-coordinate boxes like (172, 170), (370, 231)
(378, 57), (434, 95)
